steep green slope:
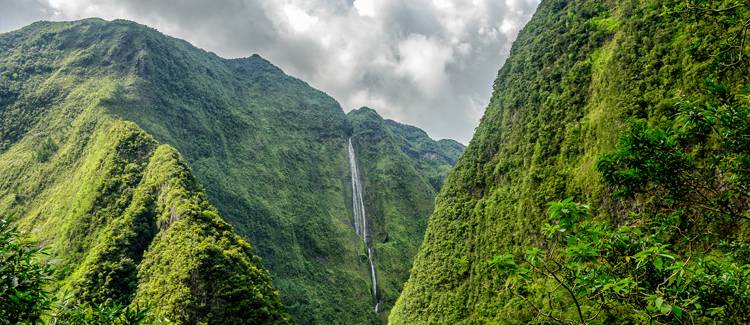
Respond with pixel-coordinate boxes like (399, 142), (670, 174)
(1, 19), (464, 323)
(383, 118), (465, 190)
(392, 0), (750, 323)
(0, 62), (287, 323)
(347, 107), (463, 318)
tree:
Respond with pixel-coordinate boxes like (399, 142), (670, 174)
(494, 198), (750, 323)
(33, 137), (59, 163)
(598, 81), (750, 222)
(0, 219), (53, 324)
(493, 84), (750, 323)
(0, 219), (152, 324)
(51, 300), (151, 325)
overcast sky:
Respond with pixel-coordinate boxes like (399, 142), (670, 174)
(0, 0), (539, 143)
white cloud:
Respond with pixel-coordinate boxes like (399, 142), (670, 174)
(0, 0), (541, 143)
(396, 35), (453, 95)
(282, 4), (318, 32)
(353, 0), (375, 17)
(500, 19), (517, 36)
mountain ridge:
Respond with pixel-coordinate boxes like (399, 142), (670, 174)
(0, 18), (464, 323)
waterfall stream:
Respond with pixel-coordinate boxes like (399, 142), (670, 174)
(348, 138), (380, 313)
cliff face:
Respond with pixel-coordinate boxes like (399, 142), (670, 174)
(391, 0), (750, 323)
(347, 107), (463, 318)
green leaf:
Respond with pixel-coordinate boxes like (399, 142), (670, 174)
(653, 256), (663, 271)
(660, 303), (672, 315)
(672, 305), (683, 318)
(655, 297), (664, 308)
(659, 253), (675, 260)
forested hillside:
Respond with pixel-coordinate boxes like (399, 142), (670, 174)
(382, 117), (465, 191)
(392, 0), (750, 323)
(0, 19), (463, 323)
(347, 107), (462, 318)
(0, 67), (288, 322)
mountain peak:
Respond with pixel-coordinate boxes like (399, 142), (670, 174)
(348, 106), (379, 116)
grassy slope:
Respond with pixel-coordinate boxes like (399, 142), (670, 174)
(391, 0), (750, 323)
(0, 34), (287, 322)
(0, 19), (464, 323)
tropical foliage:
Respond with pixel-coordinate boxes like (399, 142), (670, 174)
(0, 219), (153, 324)
(496, 83), (750, 323)
(0, 219), (52, 324)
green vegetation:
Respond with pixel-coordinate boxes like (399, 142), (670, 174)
(0, 218), (153, 324)
(0, 117), (289, 324)
(392, 0), (750, 323)
(0, 19), (462, 323)
(495, 84), (750, 322)
(0, 19), (289, 321)
(0, 220), (52, 324)
(53, 301), (151, 325)
(383, 118), (464, 190)
(34, 138), (58, 163)
(495, 197), (750, 323)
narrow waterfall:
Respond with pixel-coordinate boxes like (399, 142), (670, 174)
(348, 138), (380, 313)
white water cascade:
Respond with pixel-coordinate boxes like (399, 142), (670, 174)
(348, 138), (380, 313)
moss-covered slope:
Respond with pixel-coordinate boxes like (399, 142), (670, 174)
(0, 72), (287, 322)
(391, 0), (750, 323)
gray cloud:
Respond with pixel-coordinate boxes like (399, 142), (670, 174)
(0, 0), (53, 31)
(0, 0), (540, 143)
